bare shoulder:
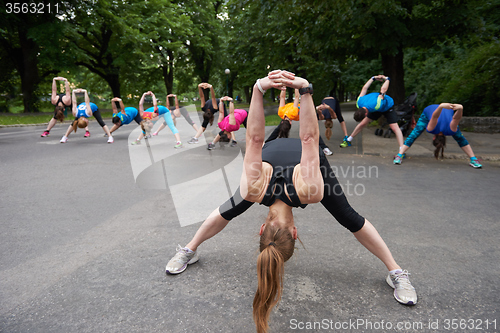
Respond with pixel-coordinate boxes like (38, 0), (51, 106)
(292, 164), (324, 204)
(242, 162), (273, 203)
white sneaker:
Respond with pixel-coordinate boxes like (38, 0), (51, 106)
(165, 245), (199, 275)
(187, 137), (199, 144)
(107, 136), (114, 143)
(60, 136), (68, 143)
(323, 147), (333, 156)
(386, 270), (417, 305)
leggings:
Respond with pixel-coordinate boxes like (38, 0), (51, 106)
(74, 110), (106, 127)
(404, 113), (469, 148)
(162, 111), (179, 135)
(177, 107), (195, 126)
(92, 110), (106, 127)
(219, 153), (365, 233)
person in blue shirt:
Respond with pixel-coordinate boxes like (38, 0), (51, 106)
(130, 91), (182, 148)
(393, 103), (482, 168)
(109, 97), (144, 137)
(152, 94), (198, 136)
(340, 75), (404, 150)
(59, 89), (113, 143)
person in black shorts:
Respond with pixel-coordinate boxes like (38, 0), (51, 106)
(316, 96), (348, 145)
(340, 75), (404, 150)
(186, 83), (228, 144)
(41, 77), (88, 137)
(165, 70), (417, 333)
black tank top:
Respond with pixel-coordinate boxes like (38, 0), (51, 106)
(260, 138), (307, 208)
(57, 93), (71, 108)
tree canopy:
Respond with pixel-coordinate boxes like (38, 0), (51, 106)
(0, 0), (498, 115)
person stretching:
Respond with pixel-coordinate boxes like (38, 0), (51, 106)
(59, 89), (113, 143)
(340, 75), (404, 150)
(187, 83), (227, 144)
(316, 95), (348, 145)
(165, 70), (417, 333)
(269, 89), (333, 155)
(207, 96), (247, 150)
(130, 91), (182, 148)
(393, 103), (482, 168)
(109, 97), (144, 138)
(153, 94), (199, 136)
(42, 77), (81, 137)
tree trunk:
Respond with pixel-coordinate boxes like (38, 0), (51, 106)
(244, 86), (250, 103)
(19, 28), (40, 113)
(106, 72), (121, 98)
(162, 49), (174, 96)
(381, 46), (405, 105)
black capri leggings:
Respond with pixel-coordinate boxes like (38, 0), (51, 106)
(92, 109), (106, 127)
(178, 107), (195, 126)
(219, 156), (365, 233)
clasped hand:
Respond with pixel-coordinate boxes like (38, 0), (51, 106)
(258, 70), (309, 91)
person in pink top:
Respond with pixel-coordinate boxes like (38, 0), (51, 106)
(207, 96), (248, 150)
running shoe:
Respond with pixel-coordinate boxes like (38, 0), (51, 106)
(60, 136), (68, 143)
(84, 131), (90, 138)
(207, 143), (215, 150)
(174, 141), (183, 149)
(340, 140), (351, 148)
(188, 137), (199, 144)
(152, 132), (159, 136)
(386, 270), (417, 305)
(131, 139), (141, 145)
(107, 136), (114, 144)
(323, 147), (333, 156)
(469, 159), (482, 169)
(230, 140), (238, 147)
(41, 131), (50, 137)
(393, 155), (403, 165)
(165, 245), (199, 275)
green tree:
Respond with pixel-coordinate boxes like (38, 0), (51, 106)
(0, 0), (65, 112)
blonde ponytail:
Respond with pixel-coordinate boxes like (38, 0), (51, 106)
(253, 225), (296, 333)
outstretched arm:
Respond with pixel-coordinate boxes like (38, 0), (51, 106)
(111, 97), (119, 114)
(293, 88), (300, 108)
(83, 89), (91, 116)
(449, 103), (463, 132)
(279, 89), (286, 108)
(276, 73), (323, 203)
(71, 89), (79, 116)
(151, 91), (157, 110)
(51, 77), (59, 105)
(217, 98), (226, 124)
(359, 76), (376, 98)
(209, 84), (218, 111)
(221, 96), (235, 125)
(111, 97), (126, 114)
(198, 83), (207, 107)
(139, 92), (148, 115)
(379, 75), (390, 96)
(427, 103), (453, 132)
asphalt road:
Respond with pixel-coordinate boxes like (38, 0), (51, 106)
(1, 111), (499, 333)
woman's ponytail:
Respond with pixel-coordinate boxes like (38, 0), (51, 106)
(253, 225), (296, 333)
(433, 135), (446, 159)
(253, 246), (284, 333)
